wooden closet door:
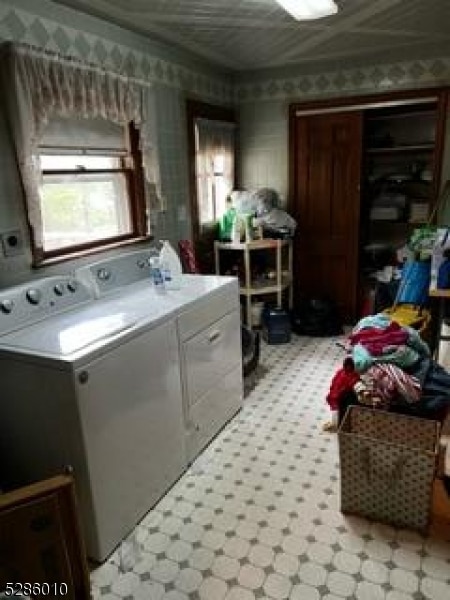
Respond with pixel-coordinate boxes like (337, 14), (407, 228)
(290, 111), (363, 322)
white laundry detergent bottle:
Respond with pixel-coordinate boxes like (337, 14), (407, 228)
(159, 240), (182, 289)
(149, 255), (166, 292)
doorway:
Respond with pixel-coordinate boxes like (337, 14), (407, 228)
(289, 109), (363, 322)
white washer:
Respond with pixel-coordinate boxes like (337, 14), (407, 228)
(0, 275), (187, 562)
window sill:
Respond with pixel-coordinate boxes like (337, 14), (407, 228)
(33, 235), (154, 268)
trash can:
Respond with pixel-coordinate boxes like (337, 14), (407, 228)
(261, 306), (291, 344)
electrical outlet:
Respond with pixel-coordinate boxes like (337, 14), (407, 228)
(1, 229), (25, 257)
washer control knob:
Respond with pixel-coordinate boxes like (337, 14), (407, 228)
(26, 289), (42, 305)
(54, 283), (65, 296)
(97, 268), (111, 281)
(67, 280), (78, 293)
(0, 299), (14, 314)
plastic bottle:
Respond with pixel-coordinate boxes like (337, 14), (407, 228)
(243, 213), (253, 241)
(149, 255), (166, 292)
(219, 200), (237, 241)
(159, 240), (182, 290)
(437, 255), (450, 289)
(231, 215), (242, 243)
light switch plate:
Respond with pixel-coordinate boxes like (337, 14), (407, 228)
(1, 229), (25, 257)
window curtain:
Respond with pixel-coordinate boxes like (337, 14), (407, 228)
(195, 118), (235, 224)
(0, 42), (159, 248)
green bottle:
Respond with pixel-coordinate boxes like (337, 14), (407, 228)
(219, 199), (237, 241)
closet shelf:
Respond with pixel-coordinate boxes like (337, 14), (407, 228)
(366, 144), (434, 154)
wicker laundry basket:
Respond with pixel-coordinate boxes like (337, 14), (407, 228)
(338, 406), (440, 532)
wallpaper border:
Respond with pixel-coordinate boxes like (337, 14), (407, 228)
(0, 3), (449, 107)
(235, 57), (450, 104)
(0, 2), (234, 103)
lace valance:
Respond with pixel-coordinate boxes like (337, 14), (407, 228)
(0, 42), (158, 249)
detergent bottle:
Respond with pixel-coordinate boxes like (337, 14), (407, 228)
(149, 255), (165, 292)
(159, 240), (182, 290)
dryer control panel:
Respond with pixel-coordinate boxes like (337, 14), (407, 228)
(76, 248), (157, 297)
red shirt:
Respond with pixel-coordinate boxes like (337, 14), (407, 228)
(326, 366), (360, 411)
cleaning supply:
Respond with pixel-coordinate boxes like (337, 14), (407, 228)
(159, 240), (182, 290)
(437, 249), (450, 289)
(219, 199), (237, 241)
(231, 215), (243, 243)
(149, 255), (165, 291)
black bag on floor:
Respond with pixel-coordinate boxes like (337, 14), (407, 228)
(291, 296), (343, 337)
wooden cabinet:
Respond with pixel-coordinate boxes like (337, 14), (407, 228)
(289, 88), (448, 322)
(0, 475), (90, 599)
(214, 239), (293, 328)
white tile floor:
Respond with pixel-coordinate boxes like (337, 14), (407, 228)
(91, 334), (450, 600)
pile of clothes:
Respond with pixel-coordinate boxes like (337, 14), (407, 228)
(325, 313), (450, 429)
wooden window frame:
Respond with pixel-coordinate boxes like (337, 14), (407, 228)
(32, 121), (148, 266)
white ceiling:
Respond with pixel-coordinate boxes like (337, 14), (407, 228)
(50, 0), (450, 73)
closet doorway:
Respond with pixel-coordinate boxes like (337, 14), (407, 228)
(289, 88), (447, 323)
(289, 109), (363, 322)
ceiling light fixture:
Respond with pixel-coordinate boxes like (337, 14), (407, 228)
(275, 0), (338, 21)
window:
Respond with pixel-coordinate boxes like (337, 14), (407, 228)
(186, 101), (236, 273)
(187, 101), (236, 239)
(194, 121), (235, 227)
(36, 118), (147, 262)
(1, 44), (154, 267)
(194, 118), (235, 229)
